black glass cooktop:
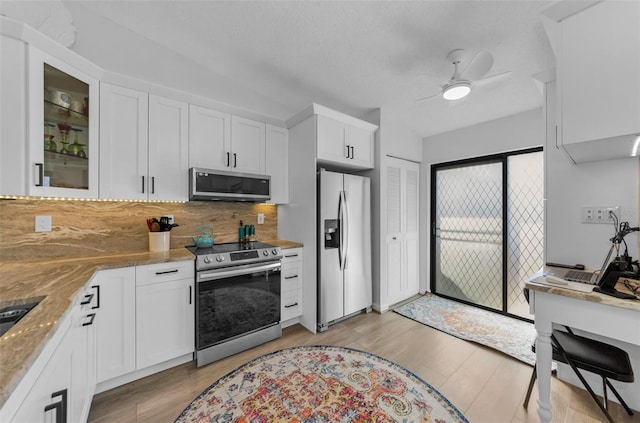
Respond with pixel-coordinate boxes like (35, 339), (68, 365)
(187, 241), (275, 255)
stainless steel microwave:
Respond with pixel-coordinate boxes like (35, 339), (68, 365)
(189, 168), (270, 202)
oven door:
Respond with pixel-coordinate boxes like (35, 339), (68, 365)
(196, 261), (281, 351)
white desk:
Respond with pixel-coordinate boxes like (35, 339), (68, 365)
(525, 276), (640, 423)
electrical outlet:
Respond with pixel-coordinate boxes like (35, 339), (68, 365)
(581, 206), (620, 224)
(257, 213), (264, 224)
(35, 215), (52, 232)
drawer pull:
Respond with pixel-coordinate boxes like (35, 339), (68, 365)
(284, 253), (299, 258)
(46, 389), (67, 423)
(285, 303), (298, 308)
(284, 275), (298, 280)
(82, 313), (96, 326)
(155, 269), (179, 275)
(91, 285), (100, 309)
(80, 293), (94, 305)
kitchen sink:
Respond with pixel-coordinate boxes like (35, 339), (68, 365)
(0, 297), (45, 336)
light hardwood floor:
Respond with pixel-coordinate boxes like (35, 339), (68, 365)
(88, 310), (639, 423)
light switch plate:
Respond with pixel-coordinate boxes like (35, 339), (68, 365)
(35, 215), (52, 232)
(257, 213), (264, 224)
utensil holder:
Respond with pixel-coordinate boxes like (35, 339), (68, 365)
(149, 232), (170, 252)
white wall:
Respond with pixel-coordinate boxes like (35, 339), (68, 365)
(64, 3), (291, 123)
(544, 80), (640, 409)
(363, 108), (423, 311)
(420, 108), (544, 293)
(545, 82), (639, 268)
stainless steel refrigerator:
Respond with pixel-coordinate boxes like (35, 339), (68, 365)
(317, 169), (372, 332)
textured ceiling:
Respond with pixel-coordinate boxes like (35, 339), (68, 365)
(5, 1), (556, 139)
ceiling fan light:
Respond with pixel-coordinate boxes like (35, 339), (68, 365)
(442, 81), (471, 100)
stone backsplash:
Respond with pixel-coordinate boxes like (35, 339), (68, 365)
(0, 199), (278, 262)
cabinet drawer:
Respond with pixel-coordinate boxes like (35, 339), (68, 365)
(282, 248), (303, 263)
(281, 289), (301, 321)
(135, 260), (194, 286)
(281, 261), (302, 292)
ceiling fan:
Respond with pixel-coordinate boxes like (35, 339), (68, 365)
(417, 49), (512, 102)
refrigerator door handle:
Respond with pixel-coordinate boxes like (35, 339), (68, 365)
(338, 190), (346, 270)
(342, 190), (350, 270)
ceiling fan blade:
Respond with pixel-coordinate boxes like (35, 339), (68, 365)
(460, 51), (493, 80)
(472, 71), (512, 88)
(415, 92), (441, 103)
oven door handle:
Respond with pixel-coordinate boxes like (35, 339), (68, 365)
(197, 261), (281, 282)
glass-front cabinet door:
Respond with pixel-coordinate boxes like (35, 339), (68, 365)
(28, 48), (99, 198)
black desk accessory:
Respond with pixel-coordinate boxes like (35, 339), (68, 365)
(595, 262), (638, 300)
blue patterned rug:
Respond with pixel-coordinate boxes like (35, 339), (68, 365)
(394, 294), (536, 366)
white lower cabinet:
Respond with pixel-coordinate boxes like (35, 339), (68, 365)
(135, 261), (194, 369)
(281, 248), (303, 322)
(93, 267), (136, 383)
(6, 287), (96, 423)
(3, 260), (195, 422)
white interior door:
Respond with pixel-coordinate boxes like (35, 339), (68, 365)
(385, 157), (419, 306)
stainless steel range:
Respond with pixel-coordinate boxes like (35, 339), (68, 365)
(188, 241), (283, 367)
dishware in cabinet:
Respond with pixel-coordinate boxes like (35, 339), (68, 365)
(28, 47), (99, 198)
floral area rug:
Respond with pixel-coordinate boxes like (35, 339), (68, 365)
(394, 294), (536, 366)
(175, 345), (468, 423)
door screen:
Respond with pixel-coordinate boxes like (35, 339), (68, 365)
(431, 149), (543, 318)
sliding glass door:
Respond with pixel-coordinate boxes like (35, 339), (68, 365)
(430, 148), (543, 319)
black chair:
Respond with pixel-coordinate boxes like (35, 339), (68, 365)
(523, 327), (635, 423)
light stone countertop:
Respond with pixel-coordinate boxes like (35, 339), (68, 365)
(0, 239), (302, 407)
(0, 248), (194, 407)
(264, 239), (304, 249)
(525, 278), (640, 312)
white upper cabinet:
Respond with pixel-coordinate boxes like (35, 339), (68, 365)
(189, 107), (266, 175)
(148, 95), (189, 201)
(553, 0), (640, 162)
(0, 34), (28, 196)
(231, 115), (266, 174)
(28, 47), (100, 198)
(188, 105), (231, 170)
(99, 83), (149, 200)
(100, 87), (188, 201)
(316, 114), (375, 170)
(265, 124), (289, 204)
(348, 124), (375, 169)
